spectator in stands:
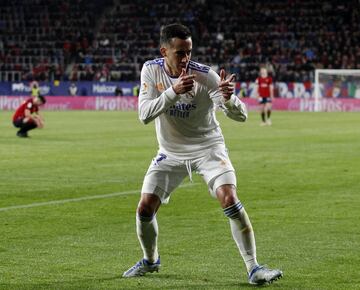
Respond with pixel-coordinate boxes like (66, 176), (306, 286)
(68, 82), (78, 96)
(100, 36), (110, 47)
(115, 86), (123, 96)
(1, 0), (360, 82)
(12, 95), (46, 138)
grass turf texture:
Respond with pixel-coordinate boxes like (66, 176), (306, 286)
(0, 110), (359, 290)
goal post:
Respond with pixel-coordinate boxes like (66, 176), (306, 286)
(314, 69), (360, 111)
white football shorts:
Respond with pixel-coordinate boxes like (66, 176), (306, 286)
(141, 144), (237, 203)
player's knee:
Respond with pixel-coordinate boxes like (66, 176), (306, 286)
(137, 193), (161, 217)
(216, 184), (238, 209)
(137, 203), (156, 217)
(224, 193), (238, 208)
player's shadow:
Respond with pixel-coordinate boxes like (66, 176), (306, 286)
(117, 273), (261, 289)
(5, 273), (281, 289)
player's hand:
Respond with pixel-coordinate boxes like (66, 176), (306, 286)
(219, 69), (235, 101)
(172, 68), (195, 95)
(33, 115), (44, 128)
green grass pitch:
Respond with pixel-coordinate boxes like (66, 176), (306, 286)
(0, 110), (359, 289)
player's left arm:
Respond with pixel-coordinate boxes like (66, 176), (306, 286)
(269, 78), (274, 100)
(208, 69), (247, 122)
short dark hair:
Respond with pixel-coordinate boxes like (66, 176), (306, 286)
(38, 95), (46, 104)
(160, 23), (191, 46)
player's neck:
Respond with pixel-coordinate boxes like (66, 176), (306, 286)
(164, 62), (180, 78)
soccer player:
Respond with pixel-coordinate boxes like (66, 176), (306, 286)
(122, 23), (283, 285)
(255, 67), (274, 125)
(12, 95), (46, 137)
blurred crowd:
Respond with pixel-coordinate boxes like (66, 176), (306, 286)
(1, 0), (359, 82)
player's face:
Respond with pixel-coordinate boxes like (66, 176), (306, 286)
(161, 37), (192, 77)
(260, 68), (268, 78)
(34, 98), (44, 106)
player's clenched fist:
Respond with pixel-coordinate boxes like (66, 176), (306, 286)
(172, 68), (196, 95)
(219, 69), (235, 101)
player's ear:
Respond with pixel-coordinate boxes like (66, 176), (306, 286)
(160, 46), (167, 57)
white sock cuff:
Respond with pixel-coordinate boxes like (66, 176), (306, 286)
(223, 201), (243, 219)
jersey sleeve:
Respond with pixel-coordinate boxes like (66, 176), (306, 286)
(207, 69), (248, 122)
(138, 64), (181, 124)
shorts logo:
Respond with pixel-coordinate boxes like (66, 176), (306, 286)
(153, 153), (167, 165)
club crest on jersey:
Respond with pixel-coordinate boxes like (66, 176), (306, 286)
(141, 82), (148, 94)
(156, 82), (165, 92)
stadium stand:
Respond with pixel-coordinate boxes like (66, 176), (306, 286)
(0, 0), (112, 82)
(1, 0), (359, 82)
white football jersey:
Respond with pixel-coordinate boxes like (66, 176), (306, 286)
(138, 58), (247, 159)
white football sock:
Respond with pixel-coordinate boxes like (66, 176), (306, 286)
(224, 202), (258, 272)
(136, 214), (159, 263)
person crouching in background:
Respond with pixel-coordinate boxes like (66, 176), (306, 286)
(12, 95), (46, 138)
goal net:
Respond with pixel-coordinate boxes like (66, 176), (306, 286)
(314, 69), (360, 111)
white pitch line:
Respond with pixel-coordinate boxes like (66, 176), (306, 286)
(0, 183), (198, 212)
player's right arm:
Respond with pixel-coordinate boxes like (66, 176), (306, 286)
(269, 78), (274, 100)
(23, 108), (32, 123)
(138, 65), (194, 124)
